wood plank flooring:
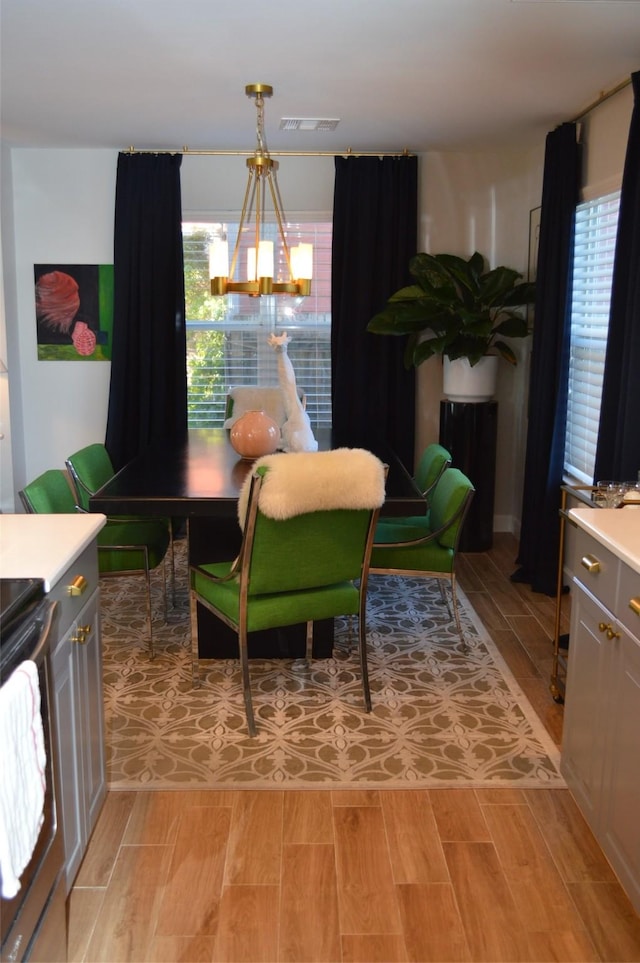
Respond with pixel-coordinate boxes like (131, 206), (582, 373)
(68, 534), (640, 962)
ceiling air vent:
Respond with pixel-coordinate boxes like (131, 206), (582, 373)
(279, 118), (340, 132)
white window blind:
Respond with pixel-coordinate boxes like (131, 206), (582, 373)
(564, 190), (620, 484)
(183, 220), (332, 429)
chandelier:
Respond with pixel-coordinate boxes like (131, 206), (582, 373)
(209, 84), (313, 298)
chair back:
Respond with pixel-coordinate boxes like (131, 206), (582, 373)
(20, 469), (77, 514)
(414, 443), (452, 499)
(428, 468), (475, 550)
(224, 386), (306, 429)
(238, 449), (387, 596)
(246, 504), (376, 596)
(66, 443), (114, 510)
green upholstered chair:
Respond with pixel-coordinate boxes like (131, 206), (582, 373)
(414, 443), (452, 500)
(189, 448), (387, 737)
(19, 468), (170, 658)
(65, 442), (175, 602)
(377, 443), (452, 536)
(369, 467), (474, 645)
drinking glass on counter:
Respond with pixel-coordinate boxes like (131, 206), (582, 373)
(595, 481), (626, 508)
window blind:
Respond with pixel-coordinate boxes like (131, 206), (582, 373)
(564, 191), (620, 484)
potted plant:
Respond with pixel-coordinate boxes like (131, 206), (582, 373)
(367, 251), (535, 401)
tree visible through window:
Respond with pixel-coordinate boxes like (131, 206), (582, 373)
(183, 221), (332, 429)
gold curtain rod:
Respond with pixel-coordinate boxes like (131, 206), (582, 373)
(123, 146), (414, 157)
(569, 75), (632, 124)
(124, 75), (633, 156)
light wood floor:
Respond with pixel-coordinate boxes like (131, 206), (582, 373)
(68, 534), (640, 963)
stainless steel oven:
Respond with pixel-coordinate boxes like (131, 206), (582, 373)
(0, 579), (67, 963)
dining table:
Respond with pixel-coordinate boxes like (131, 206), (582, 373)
(90, 428), (424, 659)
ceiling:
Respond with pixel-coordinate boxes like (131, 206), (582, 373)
(1, 0), (638, 155)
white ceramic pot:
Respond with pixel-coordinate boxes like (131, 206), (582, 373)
(442, 356), (498, 403)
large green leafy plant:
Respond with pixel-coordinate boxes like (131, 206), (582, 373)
(367, 251), (535, 368)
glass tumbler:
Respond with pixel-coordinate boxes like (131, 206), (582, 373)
(597, 480), (625, 508)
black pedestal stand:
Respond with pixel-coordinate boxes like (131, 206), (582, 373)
(439, 400), (497, 552)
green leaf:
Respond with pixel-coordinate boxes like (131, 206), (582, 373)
(493, 341), (518, 365)
(387, 284), (424, 303)
(493, 314), (529, 338)
(368, 249), (534, 369)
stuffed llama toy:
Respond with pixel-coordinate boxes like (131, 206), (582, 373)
(267, 331), (318, 452)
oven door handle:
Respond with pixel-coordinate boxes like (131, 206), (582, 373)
(29, 600), (58, 666)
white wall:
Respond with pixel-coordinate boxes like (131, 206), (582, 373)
(3, 150), (116, 506)
(415, 147), (545, 535)
(581, 83), (633, 197)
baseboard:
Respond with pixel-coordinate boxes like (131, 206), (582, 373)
(494, 514), (521, 538)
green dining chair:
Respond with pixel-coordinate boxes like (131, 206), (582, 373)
(414, 443), (452, 500)
(19, 468), (170, 658)
(369, 467), (475, 645)
(189, 448), (387, 737)
(377, 442), (452, 537)
(65, 442), (176, 602)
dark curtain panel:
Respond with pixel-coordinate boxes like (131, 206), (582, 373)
(331, 155), (417, 470)
(512, 123), (581, 595)
(105, 152), (187, 471)
(594, 71), (640, 482)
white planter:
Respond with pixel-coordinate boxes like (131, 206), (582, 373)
(443, 356), (498, 403)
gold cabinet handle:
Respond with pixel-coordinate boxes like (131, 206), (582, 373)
(71, 623), (91, 645)
(581, 554), (601, 573)
(629, 597), (640, 617)
(68, 575), (88, 597)
(598, 621), (621, 641)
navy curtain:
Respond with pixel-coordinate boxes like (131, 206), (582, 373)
(331, 155), (417, 470)
(512, 124), (581, 595)
(594, 71), (640, 482)
(105, 153), (187, 471)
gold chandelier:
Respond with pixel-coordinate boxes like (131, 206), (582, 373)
(209, 84), (313, 298)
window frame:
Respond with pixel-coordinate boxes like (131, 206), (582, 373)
(564, 189), (621, 485)
(182, 216), (333, 430)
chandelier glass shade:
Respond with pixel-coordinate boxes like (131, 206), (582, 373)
(209, 84), (313, 298)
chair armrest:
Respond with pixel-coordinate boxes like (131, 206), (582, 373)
(190, 558), (242, 585)
(373, 526), (440, 549)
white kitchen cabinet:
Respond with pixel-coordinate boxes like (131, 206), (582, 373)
(0, 514), (108, 895)
(49, 541), (106, 893)
(561, 519), (640, 913)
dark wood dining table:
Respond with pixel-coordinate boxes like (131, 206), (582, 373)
(90, 428), (423, 659)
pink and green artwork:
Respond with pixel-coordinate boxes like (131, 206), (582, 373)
(34, 263), (113, 361)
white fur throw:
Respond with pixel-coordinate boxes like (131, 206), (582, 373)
(237, 448), (386, 525)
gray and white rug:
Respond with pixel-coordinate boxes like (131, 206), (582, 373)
(100, 541), (564, 789)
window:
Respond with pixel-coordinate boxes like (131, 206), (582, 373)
(183, 220), (332, 429)
(564, 190), (620, 483)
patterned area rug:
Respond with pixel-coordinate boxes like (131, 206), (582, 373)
(101, 539), (563, 790)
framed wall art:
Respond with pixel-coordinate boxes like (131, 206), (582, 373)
(34, 263), (113, 360)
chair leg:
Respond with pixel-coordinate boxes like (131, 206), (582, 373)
(449, 574), (466, 646)
(305, 621), (314, 665)
(357, 603), (372, 713)
(238, 626), (257, 737)
(161, 554), (168, 624)
(168, 522), (176, 607)
(190, 590), (201, 687)
(143, 548), (154, 659)
(438, 579), (453, 618)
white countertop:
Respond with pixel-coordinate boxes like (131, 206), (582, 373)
(568, 508), (640, 575)
(0, 513), (106, 590)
